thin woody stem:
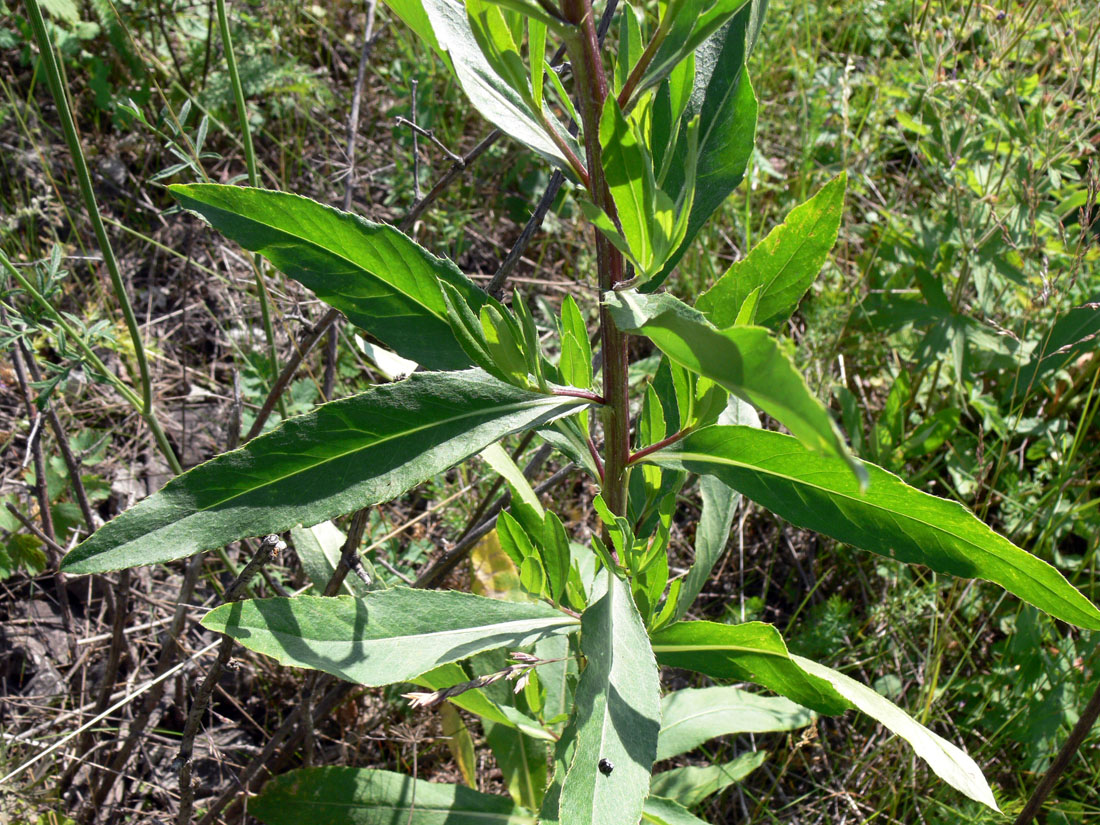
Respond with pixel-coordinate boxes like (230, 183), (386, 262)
(563, 0), (631, 518)
(627, 427), (693, 465)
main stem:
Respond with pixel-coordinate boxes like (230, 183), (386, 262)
(563, 0), (630, 517)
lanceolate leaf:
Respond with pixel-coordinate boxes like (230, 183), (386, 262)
(289, 520), (369, 596)
(423, 0), (578, 166)
(414, 663), (554, 741)
(62, 371), (589, 574)
(202, 589), (580, 686)
(673, 397), (758, 622)
(559, 573), (661, 825)
(251, 767), (536, 825)
(698, 173), (847, 328)
(648, 7), (761, 290)
(792, 656), (999, 811)
(657, 686), (812, 761)
(647, 426), (1100, 630)
(170, 184), (488, 370)
(641, 796), (712, 825)
(650, 621), (851, 715)
(606, 290), (862, 482)
(649, 753), (767, 808)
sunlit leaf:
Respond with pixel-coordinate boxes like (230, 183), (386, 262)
(62, 371), (589, 574)
(202, 589), (579, 686)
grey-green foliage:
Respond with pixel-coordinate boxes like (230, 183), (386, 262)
(202, 588), (579, 686)
(62, 370), (588, 573)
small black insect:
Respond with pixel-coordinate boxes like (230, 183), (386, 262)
(598, 758), (614, 776)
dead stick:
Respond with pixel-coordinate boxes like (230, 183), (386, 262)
(1014, 674), (1100, 824)
(176, 534), (285, 824)
(80, 551), (204, 821)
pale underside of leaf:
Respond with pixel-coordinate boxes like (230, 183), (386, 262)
(202, 589), (580, 686)
(792, 655), (999, 811)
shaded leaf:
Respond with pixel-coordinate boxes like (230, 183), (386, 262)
(441, 703), (478, 788)
(290, 521), (369, 596)
(202, 589), (579, 686)
(559, 574), (661, 825)
(251, 766), (535, 824)
(648, 12), (760, 290)
(423, 0), (578, 165)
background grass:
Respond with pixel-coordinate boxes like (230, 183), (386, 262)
(0, 0), (1098, 822)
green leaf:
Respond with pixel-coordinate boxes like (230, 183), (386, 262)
(792, 655), (999, 811)
(169, 184), (488, 370)
(605, 290), (862, 481)
(414, 663), (554, 741)
(441, 702), (478, 788)
(657, 686), (812, 761)
(541, 512), (571, 603)
(289, 521), (369, 596)
(650, 620), (851, 715)
(559, 573), (661, 825)
(599, 95), (655, 273)
(648, 13), (759, 291)
(423, 0), (578, 165)
(647, 426), (1100, 630)
(641, 796), (712, 825)
(697, 173), (847, 328)
(638, 0), (752, 98)
(380, 0), (450, 67)
(649, 752), (767, 808)
(201, 589), (579, 686)
(485, 719), (549, 811)
(673, 397), (757, 622)
(62, 370), (589, 574)
(559, 295), (593, 392)
(481, 444), (544, 519)
(250, 767), (536, 824)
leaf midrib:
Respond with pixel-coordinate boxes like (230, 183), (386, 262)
(228, 614), (579, 650)
(272, 800), (534, 822)
(189, 394), (582, 515)
(648, 448), (1077, 618)
(191, 191), (451, 322)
